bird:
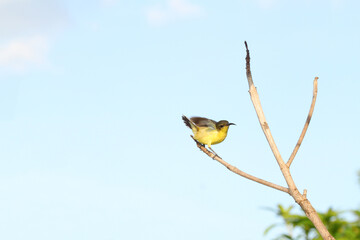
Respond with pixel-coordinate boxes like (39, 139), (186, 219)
(182, 115), (235, 157)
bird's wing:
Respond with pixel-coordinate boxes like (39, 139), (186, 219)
(182, 115), (193, 129)
(190, 117), (217, 130)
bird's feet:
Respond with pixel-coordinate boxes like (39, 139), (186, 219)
(208, 147), (220, 160)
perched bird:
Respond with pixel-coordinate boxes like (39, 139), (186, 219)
(182, 115), (235, 156)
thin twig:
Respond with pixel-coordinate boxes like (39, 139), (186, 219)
(286, 77), (318, 167)
(303, 189), (307, 198)
(191, 136), (290, 194)
(245, 41), (254, 87)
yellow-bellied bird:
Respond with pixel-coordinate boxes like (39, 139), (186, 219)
(182, 115), (235, 157)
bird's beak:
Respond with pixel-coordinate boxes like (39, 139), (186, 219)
(228, 123), (236, 126)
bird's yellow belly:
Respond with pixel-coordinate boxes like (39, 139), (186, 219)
(193, 128), (227, 146)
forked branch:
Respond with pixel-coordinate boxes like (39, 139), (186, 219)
(187, 41), (334, 240)
(244, 41), (334, 240)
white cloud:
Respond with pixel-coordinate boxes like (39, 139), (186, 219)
(0, 0), (67, 71)
(146, 0), (204, 25)
(169, 0), (202, 16)
(0, 36), (48, 71)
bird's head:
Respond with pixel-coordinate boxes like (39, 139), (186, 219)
(216, 120), (236, 130)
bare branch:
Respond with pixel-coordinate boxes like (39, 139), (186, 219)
(245, 41), (254, 87)
(244, 41), (335, 240)
(191, 136), (290, 194)
(185, 42), (334, 240)
(245, 41), (286, 171)
(286, 77), (318, 167)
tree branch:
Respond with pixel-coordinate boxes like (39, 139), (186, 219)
(286, 77), (318, 167)
(244, 41), (335, 240)
(185, 42), (334, 240)
(191, 136), (290, 194)
(245, 41), (254, 87)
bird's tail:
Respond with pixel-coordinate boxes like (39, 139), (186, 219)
(182, 115), (192, 129)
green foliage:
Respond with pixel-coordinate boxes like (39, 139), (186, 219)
(265, 205), (360, 240)
(266, 172), (360, 239)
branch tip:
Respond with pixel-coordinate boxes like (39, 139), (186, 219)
(303, 189), (307, 198)
(286, 77), (319, 167)
(244, 41), (254, 87)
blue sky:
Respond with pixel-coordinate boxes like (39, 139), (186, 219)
(0, 0), (359, 239)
